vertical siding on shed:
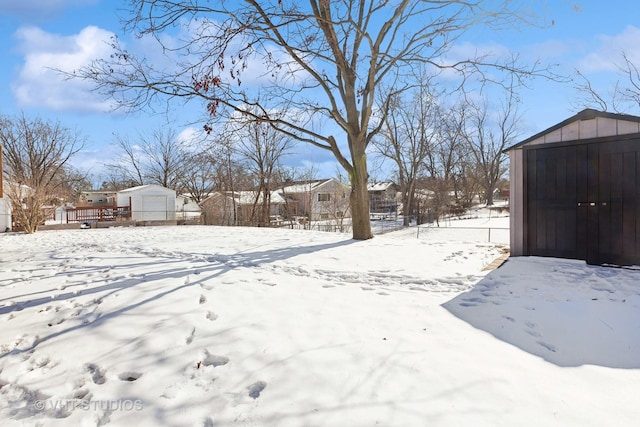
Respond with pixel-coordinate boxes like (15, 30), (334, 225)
(618, 120), (640, 134)
(563, 121), (580, 141)
(509, 149), (525, 255)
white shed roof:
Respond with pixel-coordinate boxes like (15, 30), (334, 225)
(118, 184), (175, 194)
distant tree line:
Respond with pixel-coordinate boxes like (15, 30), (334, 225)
(0, 86), (516, 234)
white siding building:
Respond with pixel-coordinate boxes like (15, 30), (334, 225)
(117, 185), (176, 221)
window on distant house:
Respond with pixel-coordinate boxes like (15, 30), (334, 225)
(320, 213), (330, 220)
(318, 193), (330, 202)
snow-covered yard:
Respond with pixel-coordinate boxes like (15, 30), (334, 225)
(1, 224), (639, 426)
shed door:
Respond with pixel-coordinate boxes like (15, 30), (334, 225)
(142, 195), (167, 221)
(525, 139), (640, 265)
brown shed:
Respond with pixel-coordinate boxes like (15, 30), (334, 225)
(505, 109), (640, 266)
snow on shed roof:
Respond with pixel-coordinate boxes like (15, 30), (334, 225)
(118, 184), (175, 194)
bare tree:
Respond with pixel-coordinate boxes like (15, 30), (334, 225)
(107, 128), (189, 191)
(0, 114), (84, 233)
(182, 151), (218, 203)
(52, 166), (93, 204)
(437, 103), (476, 210)
(461, 86), (523, 206)
(575, 52), (640, 113)
(374, 82), (442, 226)
(99, 172), (141, 191)
(230, 111), (293, 226)
(72, 0), (554, 239)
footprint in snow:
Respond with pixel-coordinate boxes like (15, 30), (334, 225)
(186, 327), (196, 345)
(199, 295), (207, 304)
(95, 408), (113, 426)
(260, 281), (277, 287)
(27, 354), (56, 372)
(205, 311), (218, 321)
(525, 329), (541, 338)
(247, 381), (267, 399)
(118, 371), (143, 382)
(197, 350), (229, 368)
(257, 278), (277, 286)
(47, 317), (65, 327)
(70, 387), (92, 401)
(458, 302), (477, 307)
(85, 363), (107, 384)
(537, 341), (557, 352)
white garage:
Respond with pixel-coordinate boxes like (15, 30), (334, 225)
(117, 185), (176, 222)
(0, 197), (10, 232)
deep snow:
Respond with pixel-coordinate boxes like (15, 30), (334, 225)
(0, 221), (639, 426)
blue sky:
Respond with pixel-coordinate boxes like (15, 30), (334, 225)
(1, 1), (640, 185)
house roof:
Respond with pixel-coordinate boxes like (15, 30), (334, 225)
(233, 191), (286, 205)
(199, 192), (230, 205)
(280, 178), (347, 194)
(118, 184), (175, 194)
(367, 182), (396, 192)
(505, 108), (640, 152)
(82, 190), (117, 196)
(199, 190), (285, 205)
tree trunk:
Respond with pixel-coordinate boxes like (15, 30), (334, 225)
(485, 189), (494, 206)
(349, 151), (372, 240)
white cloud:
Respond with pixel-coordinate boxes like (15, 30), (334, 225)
(578, 25), (640, 73)
(12, 25), (117, 112)
(176, 127), (208, 151)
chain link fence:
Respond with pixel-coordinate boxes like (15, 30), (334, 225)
(415, 225), (509, 244)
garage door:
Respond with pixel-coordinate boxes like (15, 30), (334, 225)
(525, 138), (640, 265)
(142, 196), (167, 221)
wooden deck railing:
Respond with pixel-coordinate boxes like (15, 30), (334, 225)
(66, 205), (132, 223)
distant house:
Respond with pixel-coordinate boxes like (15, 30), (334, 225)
(234, 191), (286, 223)
(279, 178), (351, 221)
(1, 181), (35, 231)
(200, 192), (236, 225)
(200, 179), (351, 226)
(116, 184), (176, 222)
(200, 190), (286, 226)
(175, 194), (202, 220)
(368, 181), (399, 214)
(0, 181), (10, 232)
(78, 191), (117, 207)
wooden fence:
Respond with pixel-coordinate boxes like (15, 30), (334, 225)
(66, 205), (132, 223)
